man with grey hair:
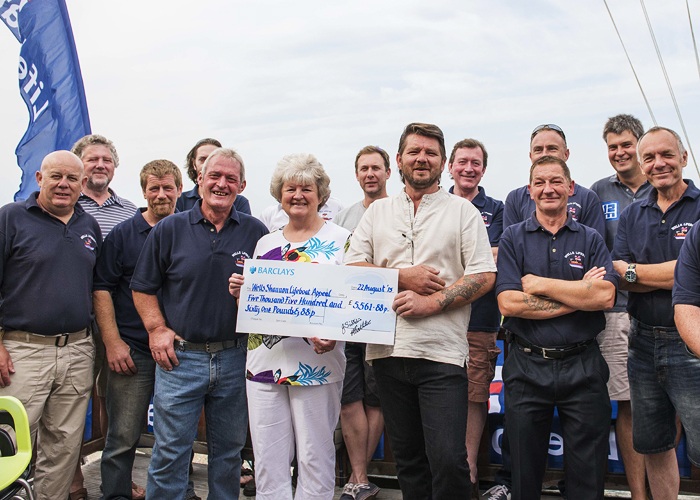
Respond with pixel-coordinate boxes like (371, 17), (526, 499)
(346, 123), (497, 499)
(612, 126), (700, 499)
(70, 133), (139, 500)
(590, 114), (651, 500)
(0, 151), (101, 500)
(131, 148), (268, 499)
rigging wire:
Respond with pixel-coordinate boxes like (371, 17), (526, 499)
(603, 0), (657, 126)
(639, 0), (699, 175)
(688, 0), (700, 81)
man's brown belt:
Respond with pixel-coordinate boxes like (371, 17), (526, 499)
(1, 328), (90, 347)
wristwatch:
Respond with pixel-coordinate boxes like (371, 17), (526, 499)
(624, 264), (637, 283)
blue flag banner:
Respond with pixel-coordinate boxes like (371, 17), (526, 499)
(1, 0), (91, 201)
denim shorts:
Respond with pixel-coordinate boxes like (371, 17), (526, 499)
(628, 318), (700, 465)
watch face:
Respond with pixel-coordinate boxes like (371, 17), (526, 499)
(625, 268), (636, 283)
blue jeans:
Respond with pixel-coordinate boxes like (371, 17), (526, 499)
(101, 348), (198, 500)
(372, 357), (470, 500)
(146, 342), (248, 500)
(628, 318), (700, 465)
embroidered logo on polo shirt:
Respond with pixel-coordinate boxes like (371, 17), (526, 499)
(80, 234), (97, 251)
(481, 211), (492, 228)
(567, 202), (582, 221)
(565, 251), (584, 269)
(601, 201), (619, 221)
(673, 223), (693, 240)
(232, 250), (251, 268)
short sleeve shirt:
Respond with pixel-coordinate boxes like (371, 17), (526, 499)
(449, 186), (504, 333)
(612, 180), (700, 327)
(334, 201), (366, 233)
(131, 202), (268, 342)
(345, 188), (497, 367)
(93, 209), (153, 354)
(246, 222), (350, 386)
(673, 222), (700, 307)
(590, 175), (653, 312)
(0, 193), (102, 335)
(496, 214), (618, 346)
(503, 183), (606, 237)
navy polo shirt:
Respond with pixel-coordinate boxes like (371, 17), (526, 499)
(612, 180), (700, 327)
(0, 192), (102, 335)
(503, 183), (606, 237)
(131, 201), (268, 343)
(176, 186), (251, 215)
(673, 223), (700, 307)
(496, 214), (618, 346)
(94, 209), (154, 354)
(590, 174), (653, 312)
(449, 186), (504, 332)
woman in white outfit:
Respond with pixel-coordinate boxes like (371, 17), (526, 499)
(229, 153), (349, 500)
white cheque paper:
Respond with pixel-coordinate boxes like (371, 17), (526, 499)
(236, 260), (398, 345)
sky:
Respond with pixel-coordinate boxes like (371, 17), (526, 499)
(1, 0), (699, 216)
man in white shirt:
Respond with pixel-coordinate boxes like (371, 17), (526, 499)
(346, 123), (497, 500)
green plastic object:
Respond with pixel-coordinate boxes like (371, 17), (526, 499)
(0, 396), (32, 490)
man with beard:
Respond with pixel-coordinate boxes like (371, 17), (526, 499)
(346, 123), (497, 499)
(94, 160), (183, 500)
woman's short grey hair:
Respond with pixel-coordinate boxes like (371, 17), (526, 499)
(270, 153), (331, 210)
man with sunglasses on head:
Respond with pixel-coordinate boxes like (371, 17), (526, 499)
(503, 124), (605, 235)
(484, 124), (606, 500)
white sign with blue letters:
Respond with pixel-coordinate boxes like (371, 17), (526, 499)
(236, 260), (398, 344)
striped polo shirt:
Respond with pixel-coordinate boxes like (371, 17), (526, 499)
(79, 189), (138, 239)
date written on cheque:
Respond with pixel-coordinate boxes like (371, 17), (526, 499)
(354, 284), (394, 294)
(349, 300), (390, 313)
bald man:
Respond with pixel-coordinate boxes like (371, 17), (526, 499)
(0, 151), (102, 500)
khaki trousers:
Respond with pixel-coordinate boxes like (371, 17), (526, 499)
(0, 335), (94, 500)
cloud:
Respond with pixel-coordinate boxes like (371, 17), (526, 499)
(0, 0), (698, 208)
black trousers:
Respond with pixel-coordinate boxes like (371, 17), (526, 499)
(373, 357), (471, 500)
(503, 341), (611, 500)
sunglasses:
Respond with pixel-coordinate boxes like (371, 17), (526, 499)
(531, 124), (566, 142)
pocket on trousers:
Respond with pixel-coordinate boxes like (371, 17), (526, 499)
(69, 338), (96, 396)
(1, 341), (43, 401)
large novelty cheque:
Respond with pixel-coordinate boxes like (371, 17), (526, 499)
(236, 260), (398, 344)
